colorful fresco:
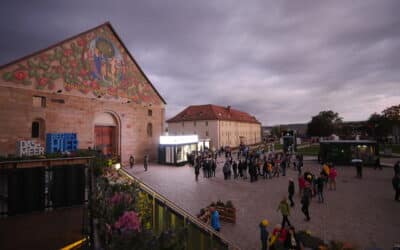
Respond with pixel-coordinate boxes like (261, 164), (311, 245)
(1, 25), (163, 104)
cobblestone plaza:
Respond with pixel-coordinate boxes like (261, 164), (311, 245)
(126, 157), (400, 250)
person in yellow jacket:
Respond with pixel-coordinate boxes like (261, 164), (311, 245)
(259, 219), (269, 250)
(277, 197), (291, 228)
(322, 163), (330, 187)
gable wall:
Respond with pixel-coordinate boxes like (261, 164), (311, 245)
(0, 24), (165, 165)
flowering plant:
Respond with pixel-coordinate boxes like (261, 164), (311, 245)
(114, 211), (141, 233)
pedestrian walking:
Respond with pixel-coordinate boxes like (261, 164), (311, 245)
(281, 156), (287, 176)
(277, 197), (292, 228)
(273, 160), (280, 178)
(243, 159), (248, 179)
(129, 155), (135, 168)
(328, 165), (337, 191)
(316, 173), (325, 203)
(298, 176), (306, 197)
(195, 164), (200, 181)
(297, 157), (303, 176)
(211, 159), (216, 177)
(392, 173), (400, 202)
(223, 161), (230, 180)
(259, 219), (269, 250)
(352, 158), (363, 178)
(144, 154), (149, 171)
(129, 155), (135, 169)
(233, 160), (238, 179)
(262, 161), (268, 179)
(288, 178), (295, 207)
(301, 192), (310, 221)
(394, 161), (400, 176)
(238, 159), (243, 178)
(267, 162), (273, 179)
(374, 156), (382, 170)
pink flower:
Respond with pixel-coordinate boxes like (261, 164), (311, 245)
(79, 69), (88, 76)
(110, 192), (132, 205)
(38, 77), (49, 86)
(40, 54), (49, 61)
(110, 193), (123, 204)
(70, 60), (78, 68)
(107, 87), (117, 96)
(13, 71), (27, 81)
(83, 80), (91, 87)
(63, 49), (73, 57)
(114, 211), (141, 232)
(91, 81), (100, 90)
(77, 38), (87, 47)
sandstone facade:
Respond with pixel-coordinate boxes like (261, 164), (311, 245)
(0, 23), (166, 165)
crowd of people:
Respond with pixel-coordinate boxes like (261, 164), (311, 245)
(191, 146), (305, 183)
(187, 145), (400, 250)
(190, 145), (343, 250)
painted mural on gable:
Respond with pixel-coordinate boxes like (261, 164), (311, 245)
(1, 25), (162, 104)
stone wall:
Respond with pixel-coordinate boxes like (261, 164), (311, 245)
(0, 86), (164, 165)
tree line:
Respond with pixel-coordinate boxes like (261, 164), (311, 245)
(306, 104), (400, 142)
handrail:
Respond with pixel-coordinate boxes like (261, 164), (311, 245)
(60, 238), (86, 250)
(0, 156), (94, 165)
(120, 168), (241, 250)
(0, 156), (94, 169)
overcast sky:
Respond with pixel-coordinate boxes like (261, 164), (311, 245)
(1, 0), (399, 125)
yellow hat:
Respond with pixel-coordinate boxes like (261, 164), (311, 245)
(261, 219), (269, 226)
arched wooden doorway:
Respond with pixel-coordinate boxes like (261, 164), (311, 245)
(94, 112), (119, 156)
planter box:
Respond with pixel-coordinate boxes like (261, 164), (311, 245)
(197, 205), (237, 224)
(216, 206), (236, 224)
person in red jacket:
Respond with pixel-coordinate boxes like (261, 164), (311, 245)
(328, 165), (338, 191)
(269, 224), (287, 250)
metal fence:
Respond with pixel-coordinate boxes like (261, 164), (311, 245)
(0, 157), (93, 217)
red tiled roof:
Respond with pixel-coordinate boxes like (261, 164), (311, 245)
(166, 104), (261, 124)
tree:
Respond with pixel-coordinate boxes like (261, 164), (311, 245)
(271, 126), (281, 138)
(368, 105), (399, 143)
(382, 104), (400, 123)
(307, 111), (342, 137)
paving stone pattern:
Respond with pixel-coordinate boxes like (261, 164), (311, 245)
(125, 158), (400, 250)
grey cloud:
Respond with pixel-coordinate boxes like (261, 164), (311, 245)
(1, 0), (400, 125)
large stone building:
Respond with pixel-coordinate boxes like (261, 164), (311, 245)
(0, 22), (166, 165)
(167, 104), (261, 149)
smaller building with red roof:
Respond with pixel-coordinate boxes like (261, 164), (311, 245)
(167, 104), (262, 149)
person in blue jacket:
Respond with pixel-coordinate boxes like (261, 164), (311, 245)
(210, 206), (221, 232)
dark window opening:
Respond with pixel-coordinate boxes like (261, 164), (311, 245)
(147, 123), (153, 137)
(32, 122), (40, 138)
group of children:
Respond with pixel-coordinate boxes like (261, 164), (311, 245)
(259, 219), (302, 250)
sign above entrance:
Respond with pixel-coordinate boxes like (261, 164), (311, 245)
(159, 135), (199, 145)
